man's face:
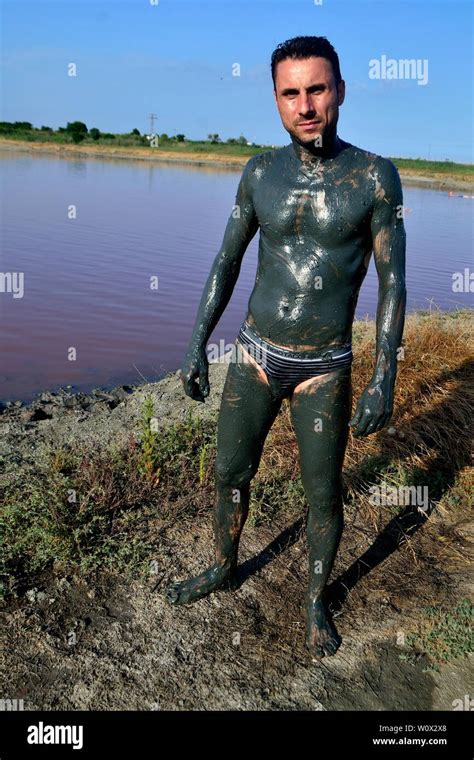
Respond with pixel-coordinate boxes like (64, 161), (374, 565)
(273, 56), (345, 145)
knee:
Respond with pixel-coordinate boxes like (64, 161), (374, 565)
(215, 457), (258, 489)
(303, 476), (344, 513)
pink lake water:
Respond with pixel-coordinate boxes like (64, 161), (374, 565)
(0, 151), (472, 402)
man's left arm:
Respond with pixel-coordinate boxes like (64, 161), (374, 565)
(349, 158), (407, 437)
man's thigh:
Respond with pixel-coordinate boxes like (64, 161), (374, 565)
(215, 340), (284, 480)
(289, 365), (352, 487)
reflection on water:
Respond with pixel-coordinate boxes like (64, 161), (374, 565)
(0, 151), (472, 402)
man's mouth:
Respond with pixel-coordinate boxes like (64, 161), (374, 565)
(298, 120), (321, 130)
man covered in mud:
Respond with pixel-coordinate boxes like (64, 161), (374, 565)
(166, 36), (406, 660)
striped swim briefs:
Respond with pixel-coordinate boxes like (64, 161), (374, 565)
(236, 320), (353, 391)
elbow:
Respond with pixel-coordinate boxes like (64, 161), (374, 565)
(381, 273), (406, 297)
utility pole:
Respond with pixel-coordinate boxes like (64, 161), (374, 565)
(149, 113), (158, 136)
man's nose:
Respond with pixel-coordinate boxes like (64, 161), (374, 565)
(299, 94), (315, 117)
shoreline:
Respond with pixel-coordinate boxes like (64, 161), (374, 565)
(1, 309), (472, 412)
(0, 309), (471, 435)
(1, 138), (473, 191)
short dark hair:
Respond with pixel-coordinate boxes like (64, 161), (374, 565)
(271, 36), (342, 89)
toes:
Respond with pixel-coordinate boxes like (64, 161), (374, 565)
(165, 584), (181, 604)
(310, 637), (340, 660)
(322, 637), (340, 656)
(309, 644), (325, 661)
(221, 573), (239, 592)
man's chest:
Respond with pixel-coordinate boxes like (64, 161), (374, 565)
(252, 170), (374, 246)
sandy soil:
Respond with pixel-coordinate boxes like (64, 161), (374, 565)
(1, 139), (473, 191)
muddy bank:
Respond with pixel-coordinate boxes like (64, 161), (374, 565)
(0, 368), (223, 465)
(399, 173), (474, 192)
(1, 139), (473, 191)
(0, 311), (472, 711)
(0, 139), (247, 170)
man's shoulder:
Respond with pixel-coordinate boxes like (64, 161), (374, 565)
(359, 147), (401, 184)
(345, 143), (397, 171)
(242, 146), (287, 177)
(371, 156), (402, 201)
(347, 145), (402, 200)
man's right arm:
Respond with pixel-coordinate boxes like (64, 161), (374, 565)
(181, 156), (260, 401)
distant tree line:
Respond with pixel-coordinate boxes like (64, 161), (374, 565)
(0, 121), (131, 143)
(208, 133), (253, 145)
(0, 121), (255, 146)
(0, 121), (188, 144)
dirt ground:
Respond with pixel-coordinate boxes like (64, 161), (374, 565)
(1, 315), (472, 711)
(1, 495), (472, 711)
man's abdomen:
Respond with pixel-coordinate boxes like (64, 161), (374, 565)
(245, 238), (367, 352)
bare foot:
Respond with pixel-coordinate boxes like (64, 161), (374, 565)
(306, 596), (342, 660)
(166, 563), (238, 605)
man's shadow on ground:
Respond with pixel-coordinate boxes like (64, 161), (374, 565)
(233, 359), (473, 613)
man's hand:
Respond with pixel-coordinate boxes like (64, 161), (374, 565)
(349, 379), (393, 437)
(180, 345), (210, 403)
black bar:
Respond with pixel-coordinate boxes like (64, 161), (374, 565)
(0, 710), (471, 758)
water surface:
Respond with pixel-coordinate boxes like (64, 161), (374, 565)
(0, 151), (472, 402)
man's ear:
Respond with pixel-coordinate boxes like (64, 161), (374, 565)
(337, 80), (346, 106)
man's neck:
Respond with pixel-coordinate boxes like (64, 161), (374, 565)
(290, 131), (343, 164)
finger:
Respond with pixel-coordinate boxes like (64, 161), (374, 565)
(376, 412), (391, 432)
(353, 410), (372, 437)
(183, 372), (204, 402)
(349, 404), (363, 427)
(189, 381), (205, 402)
(182, 376), (197, 398)
(363, 418), (379, 436)
(199, 373), (210, 398)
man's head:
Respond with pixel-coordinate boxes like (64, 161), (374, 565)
(271, 36), (345, 147)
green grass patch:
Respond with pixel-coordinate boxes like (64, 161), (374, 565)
(399, 599), (474, 671)
(390, 157), (473, 177)
(249, 476), (306, 526)
(0, 400), (217, 600)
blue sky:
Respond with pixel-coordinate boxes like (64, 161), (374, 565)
(1, 0), (472, 161)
